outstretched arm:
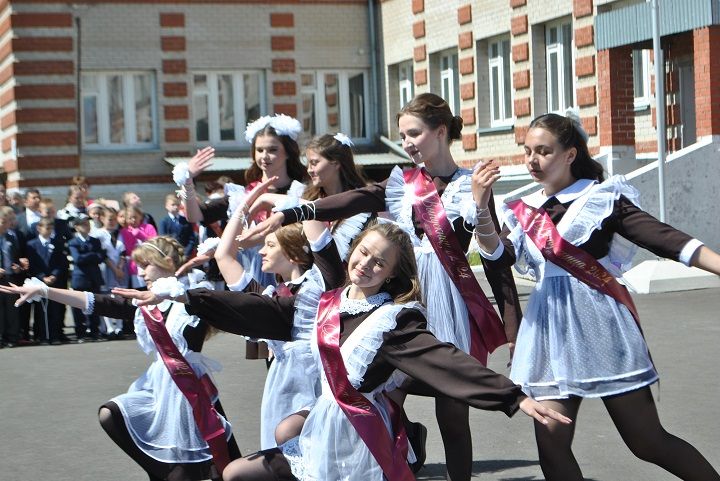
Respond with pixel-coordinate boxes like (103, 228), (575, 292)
(242, 181), (389, 244)
(0, 282), (88, 309)
(380, 308), (570, 426)
(182, 147), (215, 223)
(690, 246), (720, 275)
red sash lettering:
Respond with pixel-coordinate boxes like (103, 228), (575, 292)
(315, 289), (414, 481)
(405, 167), (507, 364)
(507, 199), (640, 325)
(140, 306), (231, 473)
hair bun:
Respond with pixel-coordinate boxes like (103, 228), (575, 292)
(449, 115), (464, 141)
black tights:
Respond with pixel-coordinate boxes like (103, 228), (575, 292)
(98, 401), (241, 481)
(389, 386), (473, 481)
(435, 397), (472, 481)
(535, 387), (720, 481)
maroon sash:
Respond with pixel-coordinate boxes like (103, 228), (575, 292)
(404, 167), (507, 364)
(140, 306), (231, 473)
(507, 199), (640, 325)
(315, 288), (414, 481)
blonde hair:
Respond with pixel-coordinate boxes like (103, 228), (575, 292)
(349, 222), (423, 304)
(274, 223), (312, 273)
(131, 236), (184, 272)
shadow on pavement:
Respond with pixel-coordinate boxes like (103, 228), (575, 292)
(416, 459), (538, 479)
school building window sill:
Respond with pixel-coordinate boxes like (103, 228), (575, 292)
(82, 146), (163, 155)
(634, 103), (651, 113)
(477, 124), (515, 136)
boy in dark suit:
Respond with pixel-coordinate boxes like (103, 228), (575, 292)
(158, 193), (197, 258)
(16, 188), (42, 240)
(0, 206), (23, 347)
(26, 217), (69, 344)
(67, 214), (106, 342)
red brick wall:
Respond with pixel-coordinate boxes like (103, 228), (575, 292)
(598, 46), (634, 146)
(694, 26), (720, 137)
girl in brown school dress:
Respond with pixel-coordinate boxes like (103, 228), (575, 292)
(472, 112), (720, 480)
(0, 236), (240, 481)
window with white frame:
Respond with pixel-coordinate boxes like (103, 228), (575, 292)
(192, 72), (264, 144)
(440, 52), (460, 114)
(633, 49), (651, 108)
(489, 38), (513, 126)
(300, 70), (369, 140)
(398, 61), (414, 108)
(545, 20), (575, 113)
(81, 72), (157, 148)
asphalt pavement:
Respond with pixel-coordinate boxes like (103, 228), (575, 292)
(1, 282), (718, 481)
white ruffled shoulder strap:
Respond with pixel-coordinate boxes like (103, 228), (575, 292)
(384, 165), (416, 239)
(341, 301), (425, 390)
(332, 212), (371, 261)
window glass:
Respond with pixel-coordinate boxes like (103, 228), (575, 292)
(108, 75), (125, 144)
(218, 74), (235, 141)
(191, 72), (265, 144)
(81, 72), (156, 148)
(134, 74), (153, 143)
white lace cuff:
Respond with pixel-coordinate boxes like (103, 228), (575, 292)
(678, 239), (704, 266)
(83, 292), (95, 315)
(308, 228), (333, 252)
(459, 200), (478, 225)
(197, 237), (221, 255)
(227, 272), (254, 292)
(22, 278), (48, 303)
(151, 277), (187, 298)
(225, 182), (248, 218)
(172, 162), (191, 187)
(272, 195), (302, 212)
(479, 241), (505, 261)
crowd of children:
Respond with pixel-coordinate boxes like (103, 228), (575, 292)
(0, 179), (200, 347)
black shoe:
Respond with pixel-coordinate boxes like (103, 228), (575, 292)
(407, 421), (427, 474)
(50, 340), (62, 346)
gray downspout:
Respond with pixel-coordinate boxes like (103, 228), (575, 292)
(368, 0), (379, 141)
(75, 14), (82, 176)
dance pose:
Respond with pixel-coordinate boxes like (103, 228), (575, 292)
(1, 236), (240, 481)
(178, 115), (308, 360)
(208, 177), (345, 449)
(472, 112), (720, 480)
(128, 222), (569, 481)
(244, 93), (522, 480)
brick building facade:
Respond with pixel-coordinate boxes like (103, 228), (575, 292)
(379, 0), (720, 175)
(0, 0), (377, 211)
(1, 0), (719, 210)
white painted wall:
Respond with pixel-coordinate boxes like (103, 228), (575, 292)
(626, 136), (720, 257)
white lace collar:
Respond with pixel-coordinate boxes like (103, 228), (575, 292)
(522, 178), (596, 209)
(340, 286), (392, 315)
